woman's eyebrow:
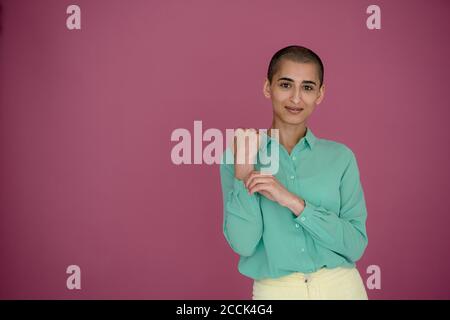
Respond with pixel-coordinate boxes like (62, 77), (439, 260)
(277, 77), (317, 86)
(302, 80), (317, 86)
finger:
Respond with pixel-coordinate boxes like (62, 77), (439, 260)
(247, 176), (274, 191)
(245, 171), (273, 188)
(243, 170), (259, 187)
(249, 182), (273, 195)
(245, 171), (272, 188)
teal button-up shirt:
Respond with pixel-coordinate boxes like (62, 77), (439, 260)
(219, 126), (368, 280)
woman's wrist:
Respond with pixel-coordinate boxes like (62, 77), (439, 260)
(234, 164), (254, 181)
(284, 193), (305, 216)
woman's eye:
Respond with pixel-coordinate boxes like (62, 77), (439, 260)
(303, 86), (313, 91)
(280, 83), (291, 88)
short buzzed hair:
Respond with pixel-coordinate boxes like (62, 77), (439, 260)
(267, 45), (324, 87)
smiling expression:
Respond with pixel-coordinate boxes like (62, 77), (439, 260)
(263, 59), (325, 126)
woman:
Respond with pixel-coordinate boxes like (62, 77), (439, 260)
(219, 45), (369, 300)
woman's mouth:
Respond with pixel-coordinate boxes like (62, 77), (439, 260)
(285, 106), (304, 114)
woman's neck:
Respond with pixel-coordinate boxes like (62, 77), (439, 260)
(268, 120), (307, 154)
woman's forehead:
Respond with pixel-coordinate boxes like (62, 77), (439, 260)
(276, 60), (320, 82)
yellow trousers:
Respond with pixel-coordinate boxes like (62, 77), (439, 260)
(252, 267), (368, 300)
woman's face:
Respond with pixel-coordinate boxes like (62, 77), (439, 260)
(263, 59), (325, 126)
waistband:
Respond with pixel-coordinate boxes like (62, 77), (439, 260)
(256, 267), (358, 285)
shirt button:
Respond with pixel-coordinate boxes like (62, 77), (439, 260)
(292, 156), (296, 161)
(290, 175), (295, 180)
(300, 216), (306, 222)
(295, 223), (300, 228)
(300, 248), (305, 252)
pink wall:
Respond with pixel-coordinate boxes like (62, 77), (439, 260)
(1, 0), (449, 299)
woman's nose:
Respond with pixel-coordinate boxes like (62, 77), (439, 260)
(291, 89), (302, 104)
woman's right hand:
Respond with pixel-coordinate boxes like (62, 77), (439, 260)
(232, 128), (261, 181)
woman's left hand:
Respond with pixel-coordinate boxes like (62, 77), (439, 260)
(244, 171), (304, 214)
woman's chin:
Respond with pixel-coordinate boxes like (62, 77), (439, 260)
(280, 116), (306, 126)
(273, 111), (307, 126)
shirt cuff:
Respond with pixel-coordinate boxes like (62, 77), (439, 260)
(294, 199), (318, 224)
(225, 177), (260, 220)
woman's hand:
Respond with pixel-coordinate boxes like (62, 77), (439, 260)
(232, 128), (261, 180)
(244, 171), (305, 216)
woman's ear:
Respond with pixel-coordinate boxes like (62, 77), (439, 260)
(316, 84), (325, 105)
(263, 78), (271, 99)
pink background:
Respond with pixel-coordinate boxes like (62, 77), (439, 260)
(1, 0), (449, 299)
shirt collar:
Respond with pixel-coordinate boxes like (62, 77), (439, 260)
(303, 126), (317, 150)
(260, 126), (317, 152)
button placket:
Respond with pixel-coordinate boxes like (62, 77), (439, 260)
(295, 224), (307, 270)
(289, 156), (296, 182)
